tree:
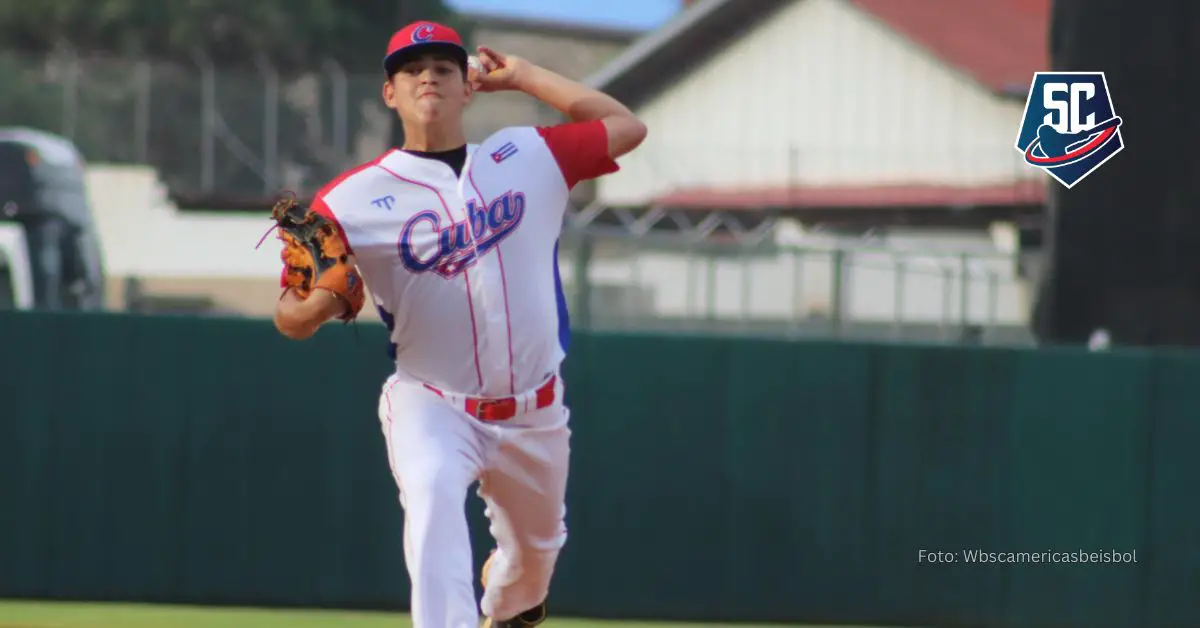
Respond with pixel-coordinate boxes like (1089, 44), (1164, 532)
(0, 0), (463, 71)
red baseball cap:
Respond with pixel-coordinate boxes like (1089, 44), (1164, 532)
(383, 21), (468, 76)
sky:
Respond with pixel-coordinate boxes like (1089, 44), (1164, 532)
(446, 0), (683, 32)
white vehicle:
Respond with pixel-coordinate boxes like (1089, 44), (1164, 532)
(0, 127), (105, 311)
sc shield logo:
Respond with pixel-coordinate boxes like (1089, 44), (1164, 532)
(1015, 72), (1124, 188)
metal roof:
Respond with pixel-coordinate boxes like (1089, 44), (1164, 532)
(586, 0), (1050, 106)
(584, 0), (786, 106)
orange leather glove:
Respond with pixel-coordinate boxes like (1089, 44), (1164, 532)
(271, 197), (365, 322)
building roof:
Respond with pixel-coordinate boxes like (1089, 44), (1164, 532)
(652, 183), (1046, 230)
(461, 11), (644, 43)
(587, 0), (1050, 105)
(850, 0), (1050, 97)
(653, 182), (1047, 211)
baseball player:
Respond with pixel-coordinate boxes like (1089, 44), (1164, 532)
(270, 19), (646, 628)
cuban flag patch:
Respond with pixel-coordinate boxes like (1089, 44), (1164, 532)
(490, 141), (518, 163)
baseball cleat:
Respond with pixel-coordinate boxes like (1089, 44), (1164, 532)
(481, 604), (547, 627)
(480, 551), (548, 627)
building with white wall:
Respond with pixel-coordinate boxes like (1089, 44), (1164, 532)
(85, 164), (374, 320)
(563, 0), (1051, 339)
(587, 0), (1050, 210)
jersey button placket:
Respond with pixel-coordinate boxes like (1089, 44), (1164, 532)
(457, 192), (504, 389)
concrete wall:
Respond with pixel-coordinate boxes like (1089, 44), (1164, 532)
(84, 163), (386, 322)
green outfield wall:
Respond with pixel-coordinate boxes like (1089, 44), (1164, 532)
(1, 310), (1197, 628)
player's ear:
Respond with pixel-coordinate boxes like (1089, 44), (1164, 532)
(381, 79), (397, 109)
(463, 72), (475, 103)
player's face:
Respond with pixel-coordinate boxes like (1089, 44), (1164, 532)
(383, 53), (472, 125)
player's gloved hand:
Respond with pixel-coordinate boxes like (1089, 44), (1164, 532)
(267, 196), (366, 323)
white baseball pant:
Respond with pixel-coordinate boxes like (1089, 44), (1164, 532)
(377, 372), (571, 627)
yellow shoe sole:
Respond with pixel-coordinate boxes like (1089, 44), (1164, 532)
(480, 550), (497, 627)
(481, 549), (496, 588)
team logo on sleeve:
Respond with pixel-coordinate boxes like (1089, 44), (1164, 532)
(398, 191), (526, 278)
(1015, 72), (1124, 188)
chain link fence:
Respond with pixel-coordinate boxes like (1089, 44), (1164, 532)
(0, 48), (408, 202)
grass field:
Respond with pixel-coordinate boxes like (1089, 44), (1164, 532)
(0, 600), (818, 628)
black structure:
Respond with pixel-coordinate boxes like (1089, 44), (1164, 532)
(1032, 0), (1200, 347)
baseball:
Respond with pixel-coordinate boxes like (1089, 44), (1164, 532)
(468, 55), (485, 75)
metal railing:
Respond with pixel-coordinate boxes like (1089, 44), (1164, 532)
(556, 231), (1036, 345)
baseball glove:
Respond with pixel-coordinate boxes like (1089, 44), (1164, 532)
(269, 195), (365, 323)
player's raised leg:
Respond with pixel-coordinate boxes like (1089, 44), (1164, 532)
(476, 401), (572, 625)
(378, 376), (487, 628)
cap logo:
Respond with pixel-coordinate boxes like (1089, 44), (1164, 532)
(411, 23), (436, 43)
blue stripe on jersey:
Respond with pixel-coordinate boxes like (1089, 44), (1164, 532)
(377, 304), (398, 360)
(553, 239), (570, 353)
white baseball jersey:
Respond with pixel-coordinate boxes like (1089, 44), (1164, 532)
(286, 120), (618, 398)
